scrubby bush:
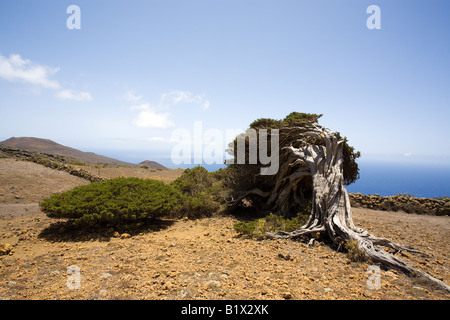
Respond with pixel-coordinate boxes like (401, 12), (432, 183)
(40, 167), (229, 229)
(171, 166), (213, 196)
(344, 240), (367, 262)
(170, 166), (227, 217)
(233, 211), (310, 240)
(40, 177), (182, 227)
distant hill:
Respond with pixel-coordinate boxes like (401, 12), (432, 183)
(0, 137), (137, 167)
(139, 160), (167, 170)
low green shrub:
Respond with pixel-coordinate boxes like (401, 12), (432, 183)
(171, 166), (227, 217)
(344, 240), (367, 262)
(40, 166), (229, 229)
(233, 212), (309, 240)
(171, 166), (214, 197)
(40, 177), (182, 227)
(70, 162), (86, 166)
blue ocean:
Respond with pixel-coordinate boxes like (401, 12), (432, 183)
(345, 161), (450, 198)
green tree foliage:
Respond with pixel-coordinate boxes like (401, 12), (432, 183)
(249, 112), (323, 129)
(225, 112), (361, 216)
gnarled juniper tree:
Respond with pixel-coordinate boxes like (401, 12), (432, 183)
(226, 112), (450, 293)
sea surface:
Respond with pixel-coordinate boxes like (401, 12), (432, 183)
(345, 161), (450, 198)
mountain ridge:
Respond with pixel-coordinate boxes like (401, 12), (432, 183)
(139, 160), (167, 170)
(0, 137), (166, 169)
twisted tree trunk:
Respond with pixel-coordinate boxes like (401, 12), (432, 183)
(258, 124), (450, 293)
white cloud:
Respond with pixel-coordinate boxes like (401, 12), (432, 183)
(132, 109), (175, 129)
(123, 90), (143, 103)
(130, 103), (175, 128)
(55, 89), (92, 101)
(128, 90), (210, 129)
(0, 53), (60, 89)
(403, 152), (412, 157)
(160, 90), (210, 110)
(202, 100), (210, 110)
(0, 53), (92, 102)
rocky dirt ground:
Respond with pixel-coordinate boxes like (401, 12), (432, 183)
(0, 159), (449, 300)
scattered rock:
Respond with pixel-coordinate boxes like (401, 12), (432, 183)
(278, 252), (292, 261)
(163, 281), (173, 290)
(282, 292), (293, 299)
(0, 243), (13, 255)
(120, 233), (131, 239)
(100, 272), (112, 279)
(205, 280), (221, 288)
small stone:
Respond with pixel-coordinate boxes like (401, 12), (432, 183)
(113, 231), (120, 238)
(278, 253), (291, 260)
(163, 281), (173, 290)
(206, 280), (221, 288)
(100, 272), (112, 279)
(120, 233), (131, 239)
(0, 243), (13, 255)
(282, 292), (292, 299)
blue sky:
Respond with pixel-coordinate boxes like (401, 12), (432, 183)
(1, 0), (449, 167)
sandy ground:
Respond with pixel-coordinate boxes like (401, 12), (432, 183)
(0, 158), (90, 204)
(0, 159), (449, 300)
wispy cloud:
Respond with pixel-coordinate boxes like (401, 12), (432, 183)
(55, 89), (92, 101)
(123, 90), (143, 103)
(129, 90), (210, 129)
(0, 53), (91, 102)
(160, 90), (210, 110)
(0, 53), (60, 89)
